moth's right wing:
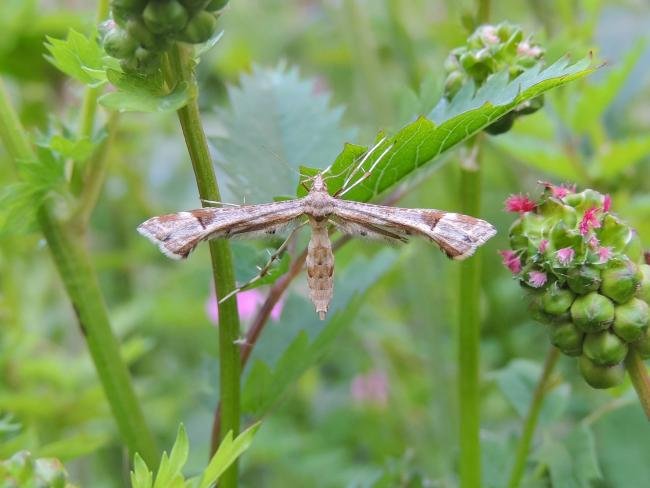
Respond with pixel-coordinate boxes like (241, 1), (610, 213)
(137, 200), (306, 259)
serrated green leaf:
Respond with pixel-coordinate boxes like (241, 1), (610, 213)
(46, 135), (97, 162)
(536, 425), (601, 488)
(319, 57), (594, 202)
(130, 453), (153, 488)
(152, 424), (188, 488)
(198, 422), (261, 488)
(242, 248), (398, 416)
(99, 69), (190, 113)
(208, 63), (357, 203)
(571, 41), (645, 132)
(593, 135), (650, 178)
(44, 29), (106, 86)
(493, 359), (569, 424)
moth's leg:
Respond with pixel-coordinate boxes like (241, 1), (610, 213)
(218, 221), (308, 304)
(334, 136), (387, 194)
(337, 142), (394, 197)
(200, 199), (242, 207)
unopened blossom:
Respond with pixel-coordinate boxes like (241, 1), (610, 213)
(587, 235), (600, 249)
(480, 25), (499, 45)
(597, 246), (613, 263)
(579, 207), (602, 235)
(538, 239), (549, 253)
(517, 41), (543, 58)
(505, 194), (536, 213)
(528, 270), (548, 288)
(206, 288), (284, 324)
(556, 247), (575, 265)
(603, 194), (612, 212)
(499, 250), (522, 274)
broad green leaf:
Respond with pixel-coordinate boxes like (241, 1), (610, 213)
(242, 248), (398, 416)
(592, 404), (650, 487)
(571, 41), (645, 132)
(99, 70), (190, 113)
(44, 29), (106, 87)
(493, 359), (569, 425)
(315, 57), (594, 202)
(536, 425), (601, 488)
(153, 424), (189, 488)
(198, 422), (261, 488)
(208, 63), (357, 203)
(130, 453), (153, 488)
(592, 135), (650, 178)
(489, 134), (580, 180)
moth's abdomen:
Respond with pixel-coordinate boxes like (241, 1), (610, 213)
(306, 222), (334, 320)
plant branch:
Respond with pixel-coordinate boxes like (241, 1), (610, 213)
(163, 44), (241, 486)
(625, 350), (650, 420)
(507, 347), (561, 488)
(458, 141), (483, 488)
(0, 77), (159, 467)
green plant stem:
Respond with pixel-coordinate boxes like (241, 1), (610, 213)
(625, 350), (650, 420)
(458, 147), (482, 488)
(164, 44), (241, 486)
(0, 77), (159, 467)
(507, 347), (561, 488)
(477, 0), (491, 23)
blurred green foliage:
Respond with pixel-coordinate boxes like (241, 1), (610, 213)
(1, 0), (650, 487)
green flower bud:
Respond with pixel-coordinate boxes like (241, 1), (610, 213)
(444, 70), (466, 99)
(632, 327), (650, 360)
(176, 10), (218, 44)
(485, 112), (515, 135)
(578, 355), (625, 389)
(111, 0), (148, 25)
(623, 231), (643, 264)
(549, 220), (581, 251)
(126, 18), (160, 49)
(601, 259), (642, 304)
(537, 196), (577, 226)
(570, 291), (615, 332)
(133, 47), (161, 72)
(568, 189), (604, 212)
(527, 291), (549, 323)
(567, 265), (602, 295)
(613, 297), (649, 342)
(549, 322), (583, 356)
(143, 0), (189, 34)
(205, 0), (229, 11)
(541, 282), (575, 316)
(583, 330), (628, 366)
(636, 264), (650, 303)
(103, 27), (138, 59)
(598, 214), (630, 250)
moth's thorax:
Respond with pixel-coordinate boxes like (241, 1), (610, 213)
(306, 174), (336, 218)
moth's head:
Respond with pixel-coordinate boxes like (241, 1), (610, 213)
(310, 173), (328, 193)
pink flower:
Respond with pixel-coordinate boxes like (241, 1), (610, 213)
(597, 246), (612, 262)
(206, 288), (284, 324)
(528, 270), (548, 288)
(539, 181), (575, 199)
(351, 370), (389, 408)
(556, 247), (575, 265)
(603, 194), (612, 212)
(499, 250), (522, 274)
(579, 207), (602, 235)
(517, 41), (543, 58)
(538, 239), (549, 253)
(480, 25), (500, 45)
(587, 235), (600, 249)
(505, 194), (536, 213)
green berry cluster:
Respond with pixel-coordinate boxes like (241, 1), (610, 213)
(443, 22), (545, 134)
(103, 0), (228, 73)
(501, 184), (650, 389)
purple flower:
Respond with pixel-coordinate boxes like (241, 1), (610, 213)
(351, 370), (389, 408)
(528, 270), (548, 288)
(206, 288), (284, 324)
(499, 250), (522, 274)
(556, 247), (575, 265)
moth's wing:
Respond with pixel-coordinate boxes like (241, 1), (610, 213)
(330, 217), (408, 245)
(137, 200), (305, 259)
(333, 200), (496, 259)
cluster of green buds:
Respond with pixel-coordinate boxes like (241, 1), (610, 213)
(102, 0), (228, 73)
(501, 183), (650, 389)
(443, 22), (545, 134)
(0, 451), (74, 487)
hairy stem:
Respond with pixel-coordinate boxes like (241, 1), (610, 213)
(507, 347), (561, 488)
(625, 350), (650, 420)
(0, 77), (158, 467)
(164, 44), (241, 485)
(458, 142), (483, 488)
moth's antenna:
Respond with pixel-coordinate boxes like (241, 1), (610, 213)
(338, 142), (394, 197)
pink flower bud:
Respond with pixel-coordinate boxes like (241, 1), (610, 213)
(528, 270), (548, 288)
(499, 250), (522, 274)
(579, 207), (602, 235)
(597, 246), (612, 263)
(556, 247), (575, 265)
(505, 194), (536, 213)
(603, 194), (612, 212)
(538, 239), (549, 253)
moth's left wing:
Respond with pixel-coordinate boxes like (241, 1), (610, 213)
(138, 199), (305, 259)
(332, 200), (496, 259)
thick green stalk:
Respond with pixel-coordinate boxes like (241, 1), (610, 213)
(458, 153), (482, 488)
(507, 347), (561, 488)
(625, 350), (650, 420)
(0, 77), (158, 467)
(164, 44), (241, 487)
